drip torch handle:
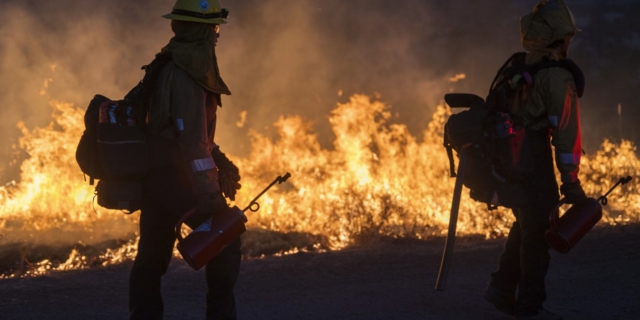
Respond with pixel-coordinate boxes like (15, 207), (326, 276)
(598, 176), (633, 206)
(243, 172), (292, 213)
(175, 207), (198, 242)
(549, 198), (569, 230)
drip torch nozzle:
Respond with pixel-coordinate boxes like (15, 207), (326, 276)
(278, 172), (292, 184)
(244, 172), (292, 213)
(598, 176), (633, 206)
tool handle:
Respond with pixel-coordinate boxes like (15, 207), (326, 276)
(175, 207), (197, 243)
(436, 145), (470, 291)
(549, 198), (569, 230)
(243, 172), (291, 212)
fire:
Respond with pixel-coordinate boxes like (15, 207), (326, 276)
(234, 94), (640, 247)
(0, 101), (136, 245)
(1, 94), (639, 277)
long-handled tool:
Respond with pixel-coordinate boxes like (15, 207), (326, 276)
(435, 145), (471, 291)
(175, 173), (291, 270)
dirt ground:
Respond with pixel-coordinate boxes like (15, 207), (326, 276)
(0, 224), (638, 320)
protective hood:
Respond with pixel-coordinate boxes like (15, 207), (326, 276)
(520, 0), (580, 52)
(160, 20), (231, 95)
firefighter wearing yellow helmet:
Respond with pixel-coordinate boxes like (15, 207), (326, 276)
(163, 0), (229, 24)
(129, 1), (241, 319)
(483, 1), (585, 319)
(520, 0), (580, 52)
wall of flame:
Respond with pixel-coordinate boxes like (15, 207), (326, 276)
(1, 95), (638, 257)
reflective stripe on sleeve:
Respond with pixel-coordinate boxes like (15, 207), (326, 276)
(559, 153), (581, 165)
(191, 157), (216, 172)
(548, 115), (559, 127)
(176, 118), (185, 131)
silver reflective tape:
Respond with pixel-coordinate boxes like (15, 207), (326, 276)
(548, 115), (559, 127)
(191, 157), (216, 172)
(176, 118), (185, 131)
(559, 153), (581, 165)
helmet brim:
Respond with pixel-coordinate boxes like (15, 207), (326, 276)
(162, 13), (228, 24)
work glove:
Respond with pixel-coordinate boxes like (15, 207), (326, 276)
(212, 146), (242, 201)
(560, 179), (588, 205)
(186, 192), (229, 228)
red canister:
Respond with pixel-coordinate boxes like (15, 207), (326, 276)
(545, 198), (602, 254)
(175, 206), (248, 270)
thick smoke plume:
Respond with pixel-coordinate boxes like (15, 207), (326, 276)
(1, 0), (638, 173)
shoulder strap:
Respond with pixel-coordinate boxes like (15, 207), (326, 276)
(140, 52), (173, 111)
(558, 59), (585, 98)
(489, 52), (527, 93)
(525, 57), (585, 98)
(123, 53), (173, 125)
(443, 132), (457, 178)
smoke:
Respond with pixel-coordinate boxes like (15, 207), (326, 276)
(0, 0), (638, 178)
(0, 0), (174, 181)
(0, 0), (517, 178)
(215, 0), (527, 155)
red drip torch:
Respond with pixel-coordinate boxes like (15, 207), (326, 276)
(546, 176), (633, 254)
(175, 173), (292, 270)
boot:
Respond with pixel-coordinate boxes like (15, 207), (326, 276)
(482, 284), (516, 316)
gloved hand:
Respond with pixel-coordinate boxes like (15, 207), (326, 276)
(186, 192), (229, 228)
(560, 180), (587, 204)
(212, 147), (242, 201)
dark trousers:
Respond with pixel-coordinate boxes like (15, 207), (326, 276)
(489, 129), (559, 314)
(129, 161), (241, 320)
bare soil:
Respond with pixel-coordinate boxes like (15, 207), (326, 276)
(0, 224), (639, 320)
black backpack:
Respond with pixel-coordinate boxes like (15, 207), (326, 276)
(444, 52), (585, 209)
(75, 53), (172, 212)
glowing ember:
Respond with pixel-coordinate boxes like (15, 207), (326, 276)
(449, 74), (467, 83)
(1, 94), (639, 277)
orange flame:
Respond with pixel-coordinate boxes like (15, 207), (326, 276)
(1, 94), (639, 276)
(0, 101), (136, 245)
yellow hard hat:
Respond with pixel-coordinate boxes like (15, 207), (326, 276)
(163, 0), (229, 24)
(520, 0), (580, 51)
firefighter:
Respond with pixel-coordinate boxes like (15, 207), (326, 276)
(128, 0), (242, 319)
(482, 1), (585, 319)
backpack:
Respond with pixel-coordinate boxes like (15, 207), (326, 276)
(444, 52), (585, 210)
(75, 53), (173, 212)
